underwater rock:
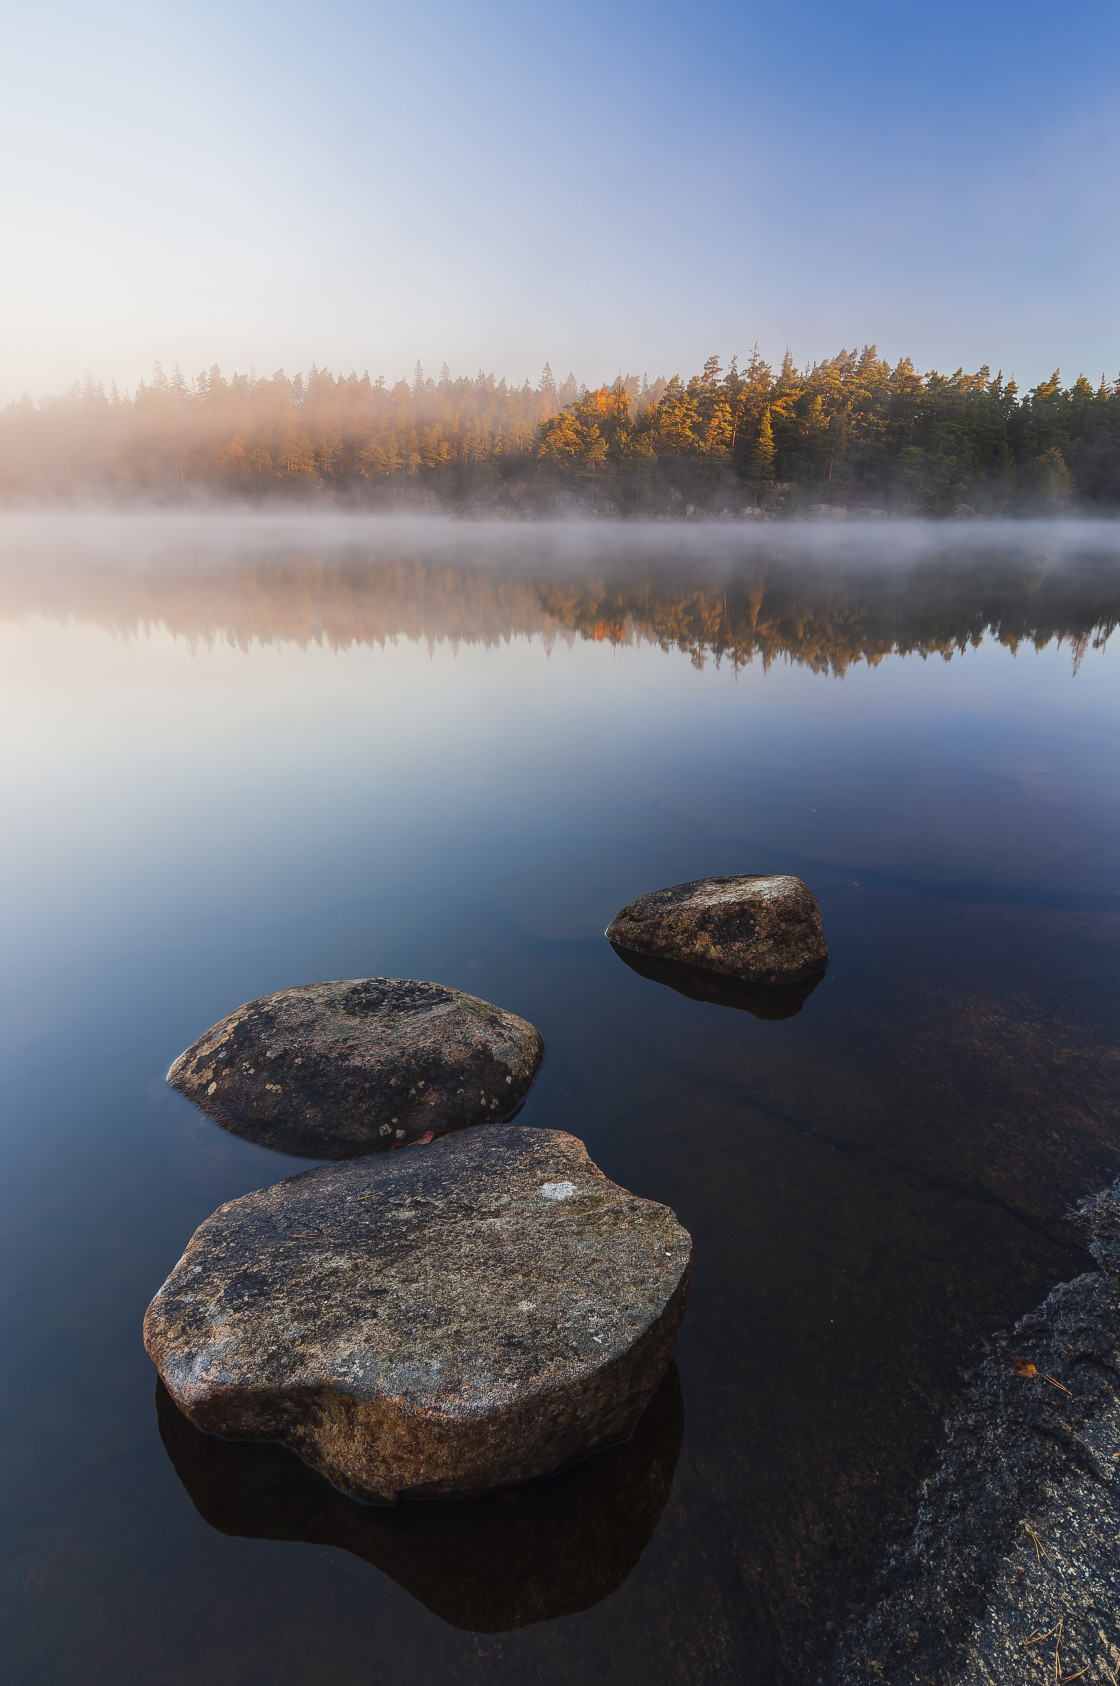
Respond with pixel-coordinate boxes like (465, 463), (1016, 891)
(167, 977), (542, 1158)
(144, 1125), (691, 1503)
(156, 1361), (683, 1631)
(606, 874), (828, 986)
(609, 941), (825, 1018)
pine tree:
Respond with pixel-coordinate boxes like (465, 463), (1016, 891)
(752, 406), (776, 484)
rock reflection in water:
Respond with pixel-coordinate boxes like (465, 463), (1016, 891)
(609, 941), (826, 1018)
(155, 1363), (683, 1631)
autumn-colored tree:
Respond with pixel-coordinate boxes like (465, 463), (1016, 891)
(751, 407), (776, 485)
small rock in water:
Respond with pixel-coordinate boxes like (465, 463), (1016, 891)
(606, 874), (828, 986)
(166, 978), (543, 1158)
(143, 1126), (691, 1503)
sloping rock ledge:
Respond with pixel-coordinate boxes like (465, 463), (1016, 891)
(144, 1126), (691, 1503)
(831, 1178), (1120, 1686)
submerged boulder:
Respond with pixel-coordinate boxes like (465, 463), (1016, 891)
(610, 941), (825, 1018)
(167, 978), (543, 1158)
(156, 1362), (683, 1631)
(143, 1126), (691, 1503)
(606, 874), (828, 987)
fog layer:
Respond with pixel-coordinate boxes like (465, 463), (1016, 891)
(2, 514), (1116, 677)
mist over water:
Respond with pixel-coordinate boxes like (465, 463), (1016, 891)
(1, 515), (1118, 1684)
(3, 512), (1118, 661)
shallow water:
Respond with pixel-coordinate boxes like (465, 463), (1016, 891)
(1, 516), (1118, 1685)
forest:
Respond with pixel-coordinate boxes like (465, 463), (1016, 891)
(3, 349), (1120, 515)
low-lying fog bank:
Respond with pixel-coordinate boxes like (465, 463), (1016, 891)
(0, 513), (1116, 677)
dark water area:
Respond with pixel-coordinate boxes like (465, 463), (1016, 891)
(1, 515), (1118, 1685)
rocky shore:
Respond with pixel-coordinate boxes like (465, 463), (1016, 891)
(832, 1179), (1120, 1686)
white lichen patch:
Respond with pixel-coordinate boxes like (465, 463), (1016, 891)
(541, 1181), (577, 1201)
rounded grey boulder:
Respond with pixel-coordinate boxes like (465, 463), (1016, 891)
(143, 1126), (691, 1503)
(166, 978), (543, 1158)
(605, 874), (828, 986)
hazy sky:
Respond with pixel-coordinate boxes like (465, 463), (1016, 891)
(2, 0), (1118, 401)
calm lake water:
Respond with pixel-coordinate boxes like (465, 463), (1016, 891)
(1, 515), (1118, 1685)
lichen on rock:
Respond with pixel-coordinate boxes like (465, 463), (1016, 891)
(166, 977), (543, 1158)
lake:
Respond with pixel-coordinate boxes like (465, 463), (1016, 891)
(1, 514), (1118, 1685)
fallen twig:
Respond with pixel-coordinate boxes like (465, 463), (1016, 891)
(1043, 1373), (1073, 1396)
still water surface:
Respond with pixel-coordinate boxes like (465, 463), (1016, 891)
(1, 516), (1118, 1684)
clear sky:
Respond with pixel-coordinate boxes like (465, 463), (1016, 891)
(2, 0), (1118, 401)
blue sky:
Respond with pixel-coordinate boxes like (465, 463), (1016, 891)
(1, 0), (1118, 399)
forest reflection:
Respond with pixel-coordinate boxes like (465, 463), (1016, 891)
(1, 526), (1117, 675)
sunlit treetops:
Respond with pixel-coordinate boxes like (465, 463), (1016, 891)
(3, 350), (1119, 511)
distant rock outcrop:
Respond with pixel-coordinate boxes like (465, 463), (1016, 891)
(606, 875), (828, 988)
(167, 977), (542, 1158)
(144, 1126), (691, 1503)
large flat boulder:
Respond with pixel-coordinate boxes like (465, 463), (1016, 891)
(167, 978), (543, 1158)
(143, 1126), (691, 1503)
(606, 874), (828, 986)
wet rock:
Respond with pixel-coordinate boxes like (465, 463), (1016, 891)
(143, 1125), (691, 1503)
(606, 875), (828, 987)
(156, 1361), (683, 1631)
(831, 1178), (1120, 1686)
(167, 977), (542, 1158)
(609, 941), (825, 1018)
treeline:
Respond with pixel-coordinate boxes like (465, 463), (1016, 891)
(3, 350), (1120, 514)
